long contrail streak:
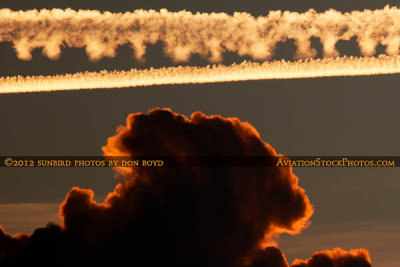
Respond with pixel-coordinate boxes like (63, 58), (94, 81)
(1, 6), (400, 62)
(1, 55), (400, 94)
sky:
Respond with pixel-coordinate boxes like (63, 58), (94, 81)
(0, 0), (399, 266)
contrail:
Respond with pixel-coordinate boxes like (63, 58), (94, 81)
(1, 6), (400, 62)
(1, 55), (400, 94)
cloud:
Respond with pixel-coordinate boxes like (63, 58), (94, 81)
(3, 55), (400, 94)
(246, 246), (289, 267)
(0, 108), (313, 267)
(0, 109), (371, 267)
(0, 226), (28, 259)
(291, 248), (372, 267)
(1, 6), (400, 62)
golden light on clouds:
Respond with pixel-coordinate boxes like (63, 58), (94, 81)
(1, 6), (400, 62)
(1, 55), (400, 94)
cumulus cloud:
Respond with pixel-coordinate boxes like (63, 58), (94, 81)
(0, 109), (371, 267)
(291, 248), (372, 267)
(0, 108), (313, 267)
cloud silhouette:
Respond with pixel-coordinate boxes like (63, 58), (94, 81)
(0, 109), (370, 267)
(291, 248), (372, 267)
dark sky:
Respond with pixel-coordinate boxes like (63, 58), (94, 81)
(1, 0), (399, 13)
(0, 0), (399, 266)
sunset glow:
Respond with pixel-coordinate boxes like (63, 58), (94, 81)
(1, 55), (399, 93)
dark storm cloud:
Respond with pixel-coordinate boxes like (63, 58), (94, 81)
(0, 109), (372, 267)
(246, 246), (289, 267)
(0, 226), (28, 259)
(0, 108), (313, 267)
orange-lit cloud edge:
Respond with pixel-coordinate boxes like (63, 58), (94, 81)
(0, 109), (371, 267)
(0, 5), (378, 265)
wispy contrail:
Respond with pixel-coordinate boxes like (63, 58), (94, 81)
(1, 55), (400, 94)
(1, 6), (400, 62)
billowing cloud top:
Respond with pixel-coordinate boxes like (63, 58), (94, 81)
(0, 109), (372, 267)
(291, 248), (372, 267)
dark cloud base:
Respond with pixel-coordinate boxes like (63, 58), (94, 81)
(0, 109), (370, 267)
